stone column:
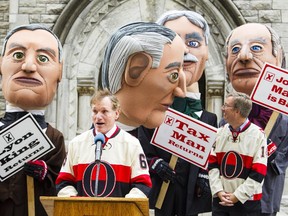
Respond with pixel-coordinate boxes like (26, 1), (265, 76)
(207, 80), (224, 122)
(77, 77), (95, 134)
(0, 90), (5, 118)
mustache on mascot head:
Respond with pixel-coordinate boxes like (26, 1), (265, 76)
(184, 53), (198, 63)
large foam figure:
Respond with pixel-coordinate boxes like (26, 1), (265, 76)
(138, 10), (218, 216)
(0, 24), (66, 216)
(157, 10), (209, 91)
(100, 22), (186, 129)
(225, 23), (288, 215)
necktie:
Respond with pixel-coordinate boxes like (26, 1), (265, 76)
(171, 97), (202, 119)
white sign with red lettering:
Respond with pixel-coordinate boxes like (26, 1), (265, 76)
(251, 63), (288, 115)
(151, 108), (217, 169)
(0, 113), (55, 182)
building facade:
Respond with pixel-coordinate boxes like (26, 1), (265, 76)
(1, 0), (287, 139)
(0, 0), (287, 199)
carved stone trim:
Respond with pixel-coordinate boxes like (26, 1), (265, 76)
(77, 77), (95, 96)
(77, 86), (95, 96)
(207, 80), (225, 97)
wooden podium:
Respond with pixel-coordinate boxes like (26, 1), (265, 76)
(40, 196), (149, 216)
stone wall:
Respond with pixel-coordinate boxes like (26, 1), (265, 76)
(0, 0), (287, 200)
(0, 0), (287, 113)
(0, 0), (68, 43)
(0, 0), (9, 41)
(0, 0), (287, 62)
(233, 0), (288, 61)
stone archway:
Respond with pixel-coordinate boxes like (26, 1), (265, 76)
(52, 0), (245, 141)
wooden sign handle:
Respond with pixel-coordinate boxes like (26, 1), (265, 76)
(264, 111), (279, 137)
(155, 155), (178, 209)
(27, 176), (35, 216)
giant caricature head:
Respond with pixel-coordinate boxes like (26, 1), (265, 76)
(225, 23), (285, 95)
(101, 22), (186, 129)
(157, 10), (209, 87)
(0, 24), (63, 110)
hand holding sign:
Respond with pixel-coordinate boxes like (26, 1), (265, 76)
(155, 154), (178, 209)
(150, 158), (176, 183)
(24, 160), (47, 181)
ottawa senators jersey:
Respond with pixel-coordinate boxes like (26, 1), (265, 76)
(56, 127), (152, 197)
(208, 122), (267, 204)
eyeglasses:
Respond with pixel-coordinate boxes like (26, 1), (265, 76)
(222, 103), (234, 109)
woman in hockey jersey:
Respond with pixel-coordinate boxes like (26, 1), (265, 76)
(208, 92), (267, 216)
(56, 89), (152, 198)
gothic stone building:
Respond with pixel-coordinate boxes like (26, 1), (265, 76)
(0, 0), (287, 208)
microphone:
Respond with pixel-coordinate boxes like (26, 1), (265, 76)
(94, 133), (105, 162)
(94, 133), (105, 197)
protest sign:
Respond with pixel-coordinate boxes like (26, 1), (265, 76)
(251, 62), (288, 115)
(151, 108), (217, 169)
(0, 113), (55, 181)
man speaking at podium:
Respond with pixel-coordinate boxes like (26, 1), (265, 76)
(56, 89), (152, 198)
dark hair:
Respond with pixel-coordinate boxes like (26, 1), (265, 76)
(1, 23), (63, 62)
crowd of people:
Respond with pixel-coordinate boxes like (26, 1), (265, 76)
(0, 8), (287, 216)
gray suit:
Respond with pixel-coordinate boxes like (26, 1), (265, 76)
(261, 114), (288, 214)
